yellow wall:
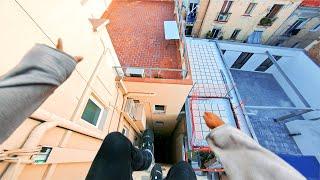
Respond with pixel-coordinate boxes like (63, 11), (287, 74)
(193, 0), (301, 43)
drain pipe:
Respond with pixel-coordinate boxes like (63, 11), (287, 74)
(1, 109), (104, 180)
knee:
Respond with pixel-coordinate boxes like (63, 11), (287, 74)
(101, 132), (130, 150)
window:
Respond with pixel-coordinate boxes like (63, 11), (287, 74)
(211, 28), (221, 39)
(153, 105), (166, 114)
(220, 1), (233, 13)
(284, 18), (308, 36)
(155, 121), (164, 126)
(291, 42), (300, 48)
(230, 29), (241, 40)
(244, 3), (257, 15)
(81, 98), (107, 128)
(231, 52), (253, 69)
(133, 99), (140, 103)
(310, 23), (320, 32)
(255, 56), (281, 72)
(266, 4), (283, 19)
(122, 126), (129, 137)
(185, 26), (193, 36)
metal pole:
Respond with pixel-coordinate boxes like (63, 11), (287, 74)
(266, 51), (310, 108)
(274, 109), (313, 122)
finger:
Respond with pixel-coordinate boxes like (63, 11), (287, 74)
(73, 56), (83, 63)
(203, 112), (225, 129)
(56, 38), (63, 51)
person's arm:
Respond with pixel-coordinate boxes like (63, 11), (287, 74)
(0, 40), (82, 143)
(204, 112), (305, 180)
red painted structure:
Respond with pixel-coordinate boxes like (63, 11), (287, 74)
(301, 0), (320, 7)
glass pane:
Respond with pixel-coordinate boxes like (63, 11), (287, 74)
(81, 99), (101, 125)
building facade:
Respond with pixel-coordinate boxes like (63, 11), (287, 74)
(267, 0), (320, 48)
(0, 0), (192, 179)
(176, 0), (302, 43)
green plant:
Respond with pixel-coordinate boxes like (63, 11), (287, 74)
(259, 17), (272, 26)
(206, 30), (213, 39)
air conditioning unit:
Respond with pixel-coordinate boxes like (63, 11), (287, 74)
(124, 99), (136, 119)
(124, 99), (146, 131)
(134, 103), (146, 131)
(125, 68), (145, 78)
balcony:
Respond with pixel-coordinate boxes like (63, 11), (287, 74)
(186, 14), (196, 25)
(216, 12), (232, 22)
(113, 66), (188, 79)
(258, 17), (277, 27)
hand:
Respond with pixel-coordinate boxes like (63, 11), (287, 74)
(56, 38), (83, 63)
(203, 112), (225, 129)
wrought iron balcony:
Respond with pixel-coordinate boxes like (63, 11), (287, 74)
(216, 12), (232, 22)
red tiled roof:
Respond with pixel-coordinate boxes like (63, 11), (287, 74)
(102, 1), (182, 79)
(301, 0), (320, 7)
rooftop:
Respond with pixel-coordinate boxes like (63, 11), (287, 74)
(102, 1), (183, 79)
(185, 38), (320, 161)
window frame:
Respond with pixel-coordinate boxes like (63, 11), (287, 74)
(122, 126), (129, 137)
(153, 105), (166, 114)
(212, 28), (221, 39)
(81, 97), (105, 128)
(231, 52), (254, 69)
(244, 3), (257, 15)
(230, 29), (241, 40)
(310, 23), (320, 32)
(266, 4), (283, 19)
(220, 1), (233, 13)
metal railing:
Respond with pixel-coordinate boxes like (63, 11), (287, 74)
(113, 66), (189, 79)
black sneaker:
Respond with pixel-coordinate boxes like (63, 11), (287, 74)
(141, 129), (154, 154)
(150, 164), (162, 180)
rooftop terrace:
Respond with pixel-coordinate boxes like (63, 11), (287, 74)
(103, 1), (183, 79)
(185, 38), (320, 165)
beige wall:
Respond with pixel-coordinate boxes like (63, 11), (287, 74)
(123, 79), (192, 135)
(267, 7), (320, 48)
(0, 0), (191, 178)
(193, 0), (301, 43)
(0, 0), (139, 179)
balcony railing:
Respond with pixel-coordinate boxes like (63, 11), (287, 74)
(216, 12), (232, 22)
(186, 14), (197, 25)
(113, 66), (189, 80)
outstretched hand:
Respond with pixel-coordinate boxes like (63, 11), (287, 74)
(203, 112), (225, 129)
(56, 38), (83, 63)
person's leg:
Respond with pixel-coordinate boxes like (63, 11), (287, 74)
(86, 132), (152, 180)
(165, 161), (197, 180)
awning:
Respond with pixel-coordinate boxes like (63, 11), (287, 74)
(247, 31), (263, 44)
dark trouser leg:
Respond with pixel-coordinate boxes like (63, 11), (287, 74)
(165, 161), (197, 180)
(86, 132), (152, 180)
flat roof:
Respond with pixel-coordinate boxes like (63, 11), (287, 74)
(102, 1), (182, 79)
(185, 38), (320, 156)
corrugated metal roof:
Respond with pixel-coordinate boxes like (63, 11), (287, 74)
(301, 0), (320, 7)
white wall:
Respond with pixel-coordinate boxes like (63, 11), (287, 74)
(219, 41), (320, 119)
(269, 53), (320, 119)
